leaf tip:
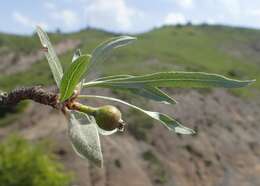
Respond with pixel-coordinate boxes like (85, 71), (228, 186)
(162, 100), (178, 105)
(122, 36), (137, 43)
(237, 79), (256, 88)
(249, 79), (256, 84)
(175, 126), (196, 135)
(123, 35), (137, 40)
(171, 99), (178, 105)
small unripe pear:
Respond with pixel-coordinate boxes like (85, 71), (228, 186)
(94, 105), (125, 131)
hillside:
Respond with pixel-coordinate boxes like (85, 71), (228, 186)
(0, 25), (260, 186)
(1, 25), (259, 95)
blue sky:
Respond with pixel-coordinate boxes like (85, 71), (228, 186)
(1, 0), (260, 35)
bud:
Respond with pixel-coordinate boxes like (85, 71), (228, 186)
(94, 105), (125, 131)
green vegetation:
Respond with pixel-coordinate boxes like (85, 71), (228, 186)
(0, 101), (28, 126)
(142, 150), (167, 184)
(100, 25), (259, 97)
(0, 32), (63, 54)
(127, 109), (154, 141)
(0, 51), (73, 91)
(0, 135), (72, 186)
(0, 25), (259, 96)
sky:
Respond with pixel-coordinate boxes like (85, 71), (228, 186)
(1, 0), (260, 35)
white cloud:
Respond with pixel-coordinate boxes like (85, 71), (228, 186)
(44, 2), (79, 30)
(164, 12), (187, 25)
(175, 0), (193, 9)
(84, 0), (142, 31)
(219, 0), (240, 16)
(51, 9), (79, 28)
(247, 9), (260, 16)
(13, 11), (48, 29)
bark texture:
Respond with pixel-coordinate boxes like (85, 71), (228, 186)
(0, 86), (58, 109)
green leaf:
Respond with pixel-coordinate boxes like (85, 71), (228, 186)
(78, 95), (195, 135)
(60, 55), (90, 102)
(93, 75), (177, 104)
(72, 49), (85, 92)
(94, 75), (133, 81)
(84, 72), (255, 89)
(130, 87), (177, 104)
(36, 26), (63, 87)
(68, 111), (103, 167)
(86, 36), (136, 78)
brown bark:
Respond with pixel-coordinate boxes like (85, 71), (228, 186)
(0, 86), (59, 109)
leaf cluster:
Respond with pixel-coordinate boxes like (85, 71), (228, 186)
(36, 26), (255, 167)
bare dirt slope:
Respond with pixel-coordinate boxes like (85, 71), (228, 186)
(1, 88), (259, 186)
(0, 39), (80, 75)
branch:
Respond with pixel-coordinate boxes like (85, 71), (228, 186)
(0, 86), (59, 109)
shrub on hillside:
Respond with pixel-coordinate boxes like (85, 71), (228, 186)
(0, 135), (72, 186)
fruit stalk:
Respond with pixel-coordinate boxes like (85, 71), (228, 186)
(70, 102), (97, 115)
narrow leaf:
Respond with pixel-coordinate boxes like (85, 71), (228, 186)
(68, 111), (103, 167)
(78, 95), (195, 135)
(130, 87), (177, 104)
(60, 55), (90, 102)
(86, 36), (136, 78)
(84, 72), (255, 89)
(94, 75), (133, 81)
(93, 75), (177, 104)
(72, 49), (85, 92)
(36, 26), (63, 87)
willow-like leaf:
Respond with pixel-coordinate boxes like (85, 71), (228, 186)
(84, 71), (255, 89)
(72, 49), (85, 92)
(60, 55), (90, 102)
(93, 75), (133, 81)
(78, 95), (195, 135)
(85, 36), (136, 79)
(93, 75), (177, 104)
(36, 26), (63, 87)
(68, 111), (103, 167)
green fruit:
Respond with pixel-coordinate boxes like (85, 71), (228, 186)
(94, 105), (124, 131)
